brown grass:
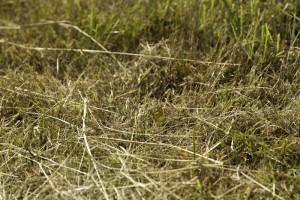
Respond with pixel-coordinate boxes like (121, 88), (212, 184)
(0, 0), (300, 199)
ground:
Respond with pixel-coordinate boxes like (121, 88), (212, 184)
(0, 1), (299, 199)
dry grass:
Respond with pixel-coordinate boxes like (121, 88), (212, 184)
(0, 0), (300, 199)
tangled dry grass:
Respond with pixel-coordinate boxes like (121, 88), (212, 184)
(0, 1), (299, 199)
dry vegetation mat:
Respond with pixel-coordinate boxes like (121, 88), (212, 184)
(0, 1), (299, 199)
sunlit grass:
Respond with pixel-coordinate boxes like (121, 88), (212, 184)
(0, 0), (299, 199)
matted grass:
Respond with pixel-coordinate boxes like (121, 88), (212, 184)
(0, 0), (299, 199)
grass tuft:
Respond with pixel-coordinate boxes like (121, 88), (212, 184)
(0, 0), (299, 199)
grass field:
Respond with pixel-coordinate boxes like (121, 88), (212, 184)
(0, 0), (299, 199)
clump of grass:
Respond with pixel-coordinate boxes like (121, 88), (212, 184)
(0, 0), (300, 199)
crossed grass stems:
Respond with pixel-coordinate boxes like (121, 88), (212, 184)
(1, 1), (299, 199)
